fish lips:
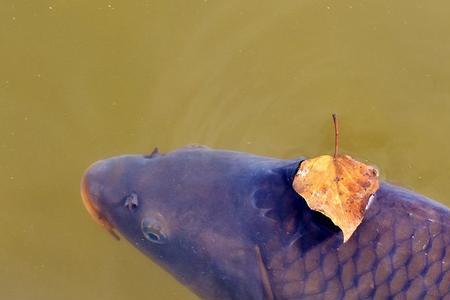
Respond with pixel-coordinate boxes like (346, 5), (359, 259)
(80, 162), (120, 240)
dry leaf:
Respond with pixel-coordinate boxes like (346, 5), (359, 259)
(292, 115), (379, 242)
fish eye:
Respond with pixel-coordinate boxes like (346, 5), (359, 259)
(141, 217), (167, 244)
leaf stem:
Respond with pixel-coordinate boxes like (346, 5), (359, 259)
(332, 113), (339, 157)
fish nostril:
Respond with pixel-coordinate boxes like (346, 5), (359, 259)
(124, 193), (139, 211)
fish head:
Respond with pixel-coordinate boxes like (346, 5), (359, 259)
(81, 147), (272, 299)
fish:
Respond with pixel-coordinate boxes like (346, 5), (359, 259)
(81, 146), (450, 300)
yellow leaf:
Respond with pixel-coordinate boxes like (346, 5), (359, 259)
(292, 114), (380, 242)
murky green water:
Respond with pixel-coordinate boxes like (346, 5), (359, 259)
(1, 1), (450, 299)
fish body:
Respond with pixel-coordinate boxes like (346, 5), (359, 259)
(81, 146), (450, 299)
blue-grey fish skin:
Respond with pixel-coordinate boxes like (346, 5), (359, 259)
(81, 147), (450, 300)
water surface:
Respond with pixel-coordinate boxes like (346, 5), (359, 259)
(1, 1), (450, 299)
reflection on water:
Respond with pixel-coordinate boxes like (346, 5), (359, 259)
(0, 1), (449, 299)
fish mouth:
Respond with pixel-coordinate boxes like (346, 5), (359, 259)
(80, 175), (120, 240)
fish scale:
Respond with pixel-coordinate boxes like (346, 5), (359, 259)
(262, 178), (449, 299)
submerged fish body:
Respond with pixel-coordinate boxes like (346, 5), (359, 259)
(81, 146), (450, 299)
